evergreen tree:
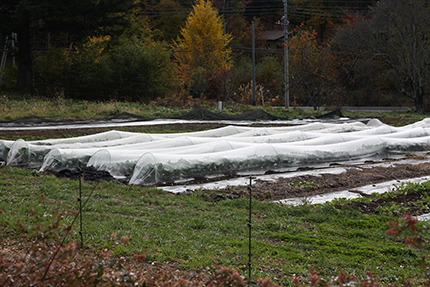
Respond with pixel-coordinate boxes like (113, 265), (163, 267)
(0, 0), (134, 91)
(141, 0), (187, 42)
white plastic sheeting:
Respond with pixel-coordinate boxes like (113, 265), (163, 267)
(38, 122), (374, 174)
(10, 123), (367, 168)
(2, 118), (430, 186)
(40, 136), (246, 172)
(277, 175), (430, 206)
(0, 139), (14, 162)
(6, 130), (144, 166)
(87, 140), (251, 177)
(129, 137), (388, 185)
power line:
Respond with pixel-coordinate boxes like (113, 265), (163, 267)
(142, 0), (376, 5)
(137, 0), (374, 19)
(138, 9), (367, 19)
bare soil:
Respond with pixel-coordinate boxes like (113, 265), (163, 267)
(203, 160), (430, 216)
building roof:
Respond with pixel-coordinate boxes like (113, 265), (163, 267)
(258, 30), (284, 41)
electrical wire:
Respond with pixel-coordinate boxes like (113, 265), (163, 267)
(137, 0), (375, 20)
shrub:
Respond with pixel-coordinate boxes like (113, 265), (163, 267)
(228, 55), (283, 105)
(256, 55), (284, 101)
(33, 47), (72, 96)
(64, 36), (176, 102)
(0, 65), (18, 91)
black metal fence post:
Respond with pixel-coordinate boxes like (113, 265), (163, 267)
(248, 176), (252, 285)
(79, 168), (83, 248)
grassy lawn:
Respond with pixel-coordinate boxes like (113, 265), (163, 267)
(0, 166), (429, 285)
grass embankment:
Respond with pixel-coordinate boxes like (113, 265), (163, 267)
(0, 94), (427, 125)
(0, 166), (429, 285)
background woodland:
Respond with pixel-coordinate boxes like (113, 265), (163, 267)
(1, 0), (430, 113)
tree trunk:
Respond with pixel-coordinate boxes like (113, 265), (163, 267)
(16, 25), (34, 91)
(413, 88), (426, 114)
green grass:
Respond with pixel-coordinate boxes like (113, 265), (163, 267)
(1, 166), (429, 285)
(3, 92), (426, 123)
(0, 94), (190, 120)
(0, 93), (276, 120)
(344, 109), (427, 126)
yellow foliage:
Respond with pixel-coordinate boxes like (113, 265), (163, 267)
(74, 35), (111, 63)
(85, 35), (111, 47)
(172, 0), (232, 74)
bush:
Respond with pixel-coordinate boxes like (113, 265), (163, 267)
(0, 65), (18, 91)
(227, 55), (284, 105)
(33, 47), (72, 96)
(63, 36), (176, 102)
(256, 55), (284, 100)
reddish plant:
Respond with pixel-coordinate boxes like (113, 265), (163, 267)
(0, 209), (282, 286)
(387, 213), (427, 251)
(134, 253), (146, 262)
(387, 213), (430, 285)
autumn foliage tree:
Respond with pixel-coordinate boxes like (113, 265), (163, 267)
(334, 0), (430, 114)
(288, 0), (372, 42)
(172, 0), (232, 99)
(288, 24), (337, 107)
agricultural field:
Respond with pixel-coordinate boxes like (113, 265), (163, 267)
(1, 100), (430, 286)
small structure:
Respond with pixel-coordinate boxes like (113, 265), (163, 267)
(257, 30), (284, 53)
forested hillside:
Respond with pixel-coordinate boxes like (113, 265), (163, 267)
(1, 0), (429, 113)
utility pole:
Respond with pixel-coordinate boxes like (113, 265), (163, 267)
(283, 0), (290, 108)
(252, 22), (256, 106)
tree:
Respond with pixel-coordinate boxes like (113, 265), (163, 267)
(172, 0), (232, 100)
(173, 0), (232, 73)
(289, 0), (374, 42)
(64, 35), (176, 102)
(289, 24), (337, 107)
(334, 0), (430, 114)
(244, 0), (282, 24)
(331, 14), (388, 107)
(140, 0), (188, 42)
(0, 0), (134, 91)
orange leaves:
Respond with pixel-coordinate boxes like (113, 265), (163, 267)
(288, 22), (339, 103)
(289, 23), (336, 80)
(342, 13), (361, 27)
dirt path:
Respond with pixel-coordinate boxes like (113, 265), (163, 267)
(203, 159), (430, 212)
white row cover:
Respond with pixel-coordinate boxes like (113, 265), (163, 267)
(5, 123), (371, 166)
(128, 135), (430, 185)
(2, 118), (430, 185)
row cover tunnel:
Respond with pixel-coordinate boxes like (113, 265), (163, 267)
(2, 118), (430, 185)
